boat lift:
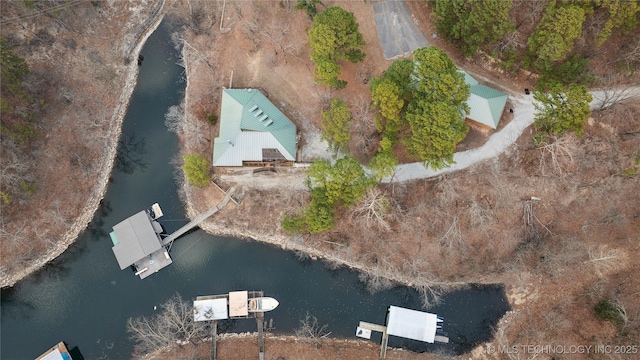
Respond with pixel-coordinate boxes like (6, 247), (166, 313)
(194, 290), (279, 360)
(356, 305), (449, 359)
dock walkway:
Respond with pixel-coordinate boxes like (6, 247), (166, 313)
(162, 187), (236, 246)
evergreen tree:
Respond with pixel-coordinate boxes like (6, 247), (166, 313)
(533, 84), (592, 136)
(369, 150), (398, 180)
(433, 0), (514, 56)
(596, 0), (640, 45)
(313, 58), (345, 89)
(371, 79), (404, 134)
(293, 157), (374, 233)
(320, 98), (352, 154)
(527, 2), (586, 67)
(308, 6), (365, 88)
(294, 0), (323, 19)
(309, 7), (366, 63)
(412, 47), (470, 111)
(405, 100), (468, 170)
(404, 47), (469, 169)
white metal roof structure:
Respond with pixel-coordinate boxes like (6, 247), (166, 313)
(386, 305), (438, 343)
(193, 298), (229, 321)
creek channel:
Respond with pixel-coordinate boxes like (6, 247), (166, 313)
(1, 21), (510, 360)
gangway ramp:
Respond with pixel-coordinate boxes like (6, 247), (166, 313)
(162, 187), (236, 246)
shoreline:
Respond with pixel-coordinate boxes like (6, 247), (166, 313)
(181, 173), (499, 293)
(0, 6), (166, 289)
(177, 27), (502, 295)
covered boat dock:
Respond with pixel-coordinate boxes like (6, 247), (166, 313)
(109, 204), (171, 279)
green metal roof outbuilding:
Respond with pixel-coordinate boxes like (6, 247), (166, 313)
(213, 89), (297, 166)
(458, 71), (508, 129)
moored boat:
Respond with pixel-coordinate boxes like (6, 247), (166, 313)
(248, 297), (279, 312)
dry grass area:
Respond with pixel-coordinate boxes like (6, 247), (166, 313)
(174, 1), (640, 358)
(0, 0), (164, 287)
(148, 333), (442, 360)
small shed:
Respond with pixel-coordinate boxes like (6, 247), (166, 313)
(458, 70), (508, 130)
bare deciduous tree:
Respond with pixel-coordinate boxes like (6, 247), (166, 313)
(349, 95), (376, 157)
(536, 135), (577, 176)
(350, 187), (392, 232)
(537, 237), (586, 278)
(513, 0), (548, 28)
(165, 102), (209, 151)
(0, 144), (33, 201)
(435, 175), (460, 208)
(165, 103), (186, 133)
(592, 75), (639, 111)
(588, 245), (627, 277)
(127, 293), (208, 357)
(438, 216), (465, 252)
(520, 199), (552, 243)
(0, 220), (28, 253)
(358, 261), (395, 294)
(242, 3), (298, 60)
(467, 200), (495, 230)
(621, 36), (640, 68)
(294, 312), (330, 347)
(497, 31), (524, 57)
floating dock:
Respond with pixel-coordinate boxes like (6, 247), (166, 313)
(109, 188), (236, 279)
(110, 204), (171, 279)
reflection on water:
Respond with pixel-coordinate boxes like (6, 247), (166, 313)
(0, 21), (509, 360)
(114, 132), (147, 174)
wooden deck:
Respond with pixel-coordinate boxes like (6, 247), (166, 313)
(133, 248), (172, 279)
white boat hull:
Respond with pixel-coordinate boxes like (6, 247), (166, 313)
(248, 297), (279, 312)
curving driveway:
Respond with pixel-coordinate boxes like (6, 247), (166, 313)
(382, 87), (640, 183)
(383, 94), (535, 182)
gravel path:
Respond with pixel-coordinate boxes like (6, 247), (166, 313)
(221, 86), (640, 190)
(383, 86), (640, 183)
(383, 94), (535, 182)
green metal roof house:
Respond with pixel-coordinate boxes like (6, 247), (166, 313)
(458, 71), (508, 129)
(213, 89), (297, 166)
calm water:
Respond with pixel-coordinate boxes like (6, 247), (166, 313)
(1, 22), (509, 359)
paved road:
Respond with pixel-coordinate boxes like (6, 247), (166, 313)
(373, 0), (429, 59)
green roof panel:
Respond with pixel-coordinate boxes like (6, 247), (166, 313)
(213, 89), (297, 166)
(466, 84), (508, 129)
